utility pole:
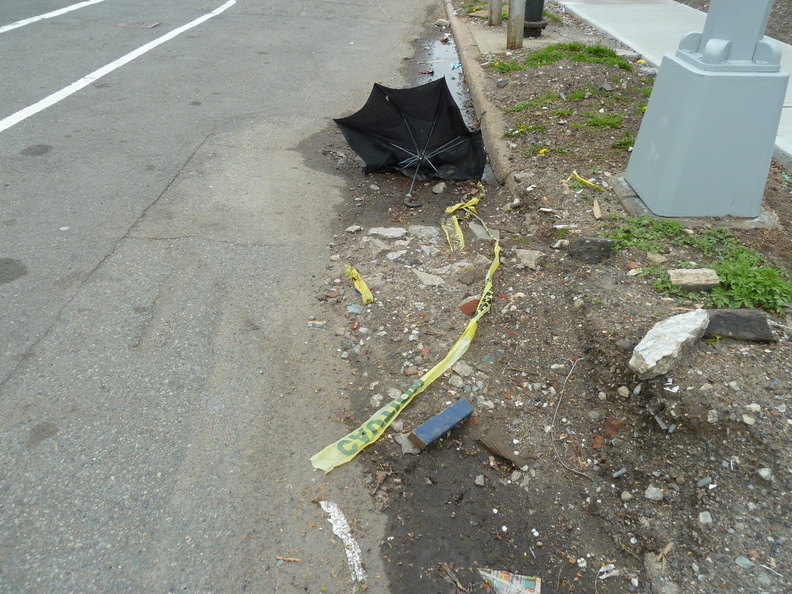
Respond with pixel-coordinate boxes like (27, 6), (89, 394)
(506, 0), (525, 49)
(488, 0), (502, 26)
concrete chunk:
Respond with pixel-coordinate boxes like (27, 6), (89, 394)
(629, 310), (709, 379)
(668, 268), (720, 292)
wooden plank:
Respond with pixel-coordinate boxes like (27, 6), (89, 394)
(408, 398), (474, 450)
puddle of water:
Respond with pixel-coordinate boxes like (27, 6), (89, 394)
(419, 36), (476, 126)
(418, 34), (498, 184)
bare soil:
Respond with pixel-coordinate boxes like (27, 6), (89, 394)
(306, 2), (792, 592)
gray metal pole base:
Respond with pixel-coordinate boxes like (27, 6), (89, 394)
(625, 54), (787, 218)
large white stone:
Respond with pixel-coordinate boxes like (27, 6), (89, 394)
(629, 310), (709, 379)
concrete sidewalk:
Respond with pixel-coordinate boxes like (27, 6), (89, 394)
(467, 0), (792, 168)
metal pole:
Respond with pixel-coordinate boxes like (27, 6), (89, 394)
(507, 0), (525, 49)
(488, 0), (502, 26)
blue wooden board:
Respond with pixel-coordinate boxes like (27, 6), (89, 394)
(408, 398), (474, 449)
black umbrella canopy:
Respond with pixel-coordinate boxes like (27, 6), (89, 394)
(334, 77), (485, 205)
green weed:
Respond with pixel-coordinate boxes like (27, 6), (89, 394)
(612, 131), (637, 150)
(524, 43), (632, 70)
(506, 92), (561, 111)
(583, 111), (623, 129)
(491, 60), (525, 73)
(544, 10), (563, 24)
(601, 217), (792, 313)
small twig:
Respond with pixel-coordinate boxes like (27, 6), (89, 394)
(275, 556), (300, 563)
(760, 564), (784, 578)
(550, 358), (595, 481)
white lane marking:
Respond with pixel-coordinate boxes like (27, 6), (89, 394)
(0, 0), (237, 134)
(0, 0), (108, 34)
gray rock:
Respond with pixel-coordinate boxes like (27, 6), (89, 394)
(644, 485), (664, 501)
(615, 338), (635, 353)
(395, 433), (421, 455)
(453, 360), (475, 377)
(668, 268), (720, 292)
(413, 269), (445, 287)
(515, 249), (546, 270)
(370, 394), (383, 408)
(567, 237), (614, 263)
(476, 396), (495, 410)
(474, 474), (486, 487)
(432, 182), (446, 194)
(468, 221), (499, 241)
(646, 252), (668, 264)
(629, 310), (709, 379)
(698, 511), (713, 524)
(735, 556), (755, 570)
(757, 467), (774, 481)
(369, 226), (407, 238)
(408, 225), (441, 241)
(644, 552), (682, 594)
(513, 171), (532, 184)
(457, 268), (486, 286)
(696, 476), (713, 488)
(704, 308), (776, 342)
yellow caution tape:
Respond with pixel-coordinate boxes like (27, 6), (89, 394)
(311, 184), (500, 473)
(441, 215), (465, 252)
(344, 265), (374, 304)
(441, 183), (486, 251)
(567, 170), (605, 192)
(311, 245), (500, 473)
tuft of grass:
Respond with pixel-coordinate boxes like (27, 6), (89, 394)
(491, 59), (525, 73)
(612, 131), (637, 150)
(524, 43), (632, 70)
(544, 10), (563, 24)
(583, 111), (623, 129)
(506, 92), (561, 111)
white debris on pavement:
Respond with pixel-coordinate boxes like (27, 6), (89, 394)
(320, 500), (367, 582)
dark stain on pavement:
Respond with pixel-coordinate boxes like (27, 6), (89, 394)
(20, 144), (53, 156)
(27, 422), (59, 449)
(0, 259), (27, 284)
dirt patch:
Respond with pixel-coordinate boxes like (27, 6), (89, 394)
(309, 3), (792, 593)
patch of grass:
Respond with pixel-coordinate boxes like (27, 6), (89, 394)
(612, 131), (637, 150)
(566, 86), (605, 101)
(525, 142), (567, 156)
(601, 217), (792, 313)
(583, 111), (623, 129)
(524, 42), (632, 70)
(602, 215), (689, 252)
(491, 59), (525, 73)
(504, 123), (547, 138)
(553, 108), (575, 117)
(544, 9), (563, 24)
(506, 92), (561, 111)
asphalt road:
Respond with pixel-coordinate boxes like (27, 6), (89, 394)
(0, 1), (432, 591)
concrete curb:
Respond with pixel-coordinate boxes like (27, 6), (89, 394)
(444, 1), (519, 198)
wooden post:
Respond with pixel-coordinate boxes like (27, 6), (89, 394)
(507, 0), (525, 49)
(488, 0), (502, 26)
